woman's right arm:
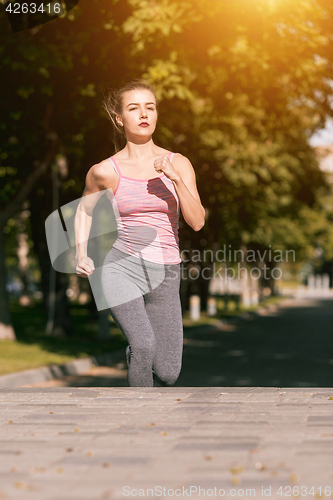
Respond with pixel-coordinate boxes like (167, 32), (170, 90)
(75, 160), (115, 278)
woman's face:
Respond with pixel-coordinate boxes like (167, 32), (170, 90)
(117, 89), (158, 139)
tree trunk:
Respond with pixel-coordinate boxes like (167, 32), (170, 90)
(199, 261), (213, 312)
(0, 229), (16, 340)
(51, 273), (74, 336)
(0, 130), (60, 340)
(29, 199), (75, 337)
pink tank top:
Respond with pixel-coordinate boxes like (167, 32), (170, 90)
(108, 151), (182, 265)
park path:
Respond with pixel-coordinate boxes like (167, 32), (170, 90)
(22, 295), (333, 389)
(0, 296), (332, 499)
(179, 296), (333, 388)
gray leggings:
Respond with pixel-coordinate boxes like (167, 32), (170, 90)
(101, 246), (183, 387)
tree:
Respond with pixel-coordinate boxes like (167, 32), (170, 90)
(2, 0), (333, 337)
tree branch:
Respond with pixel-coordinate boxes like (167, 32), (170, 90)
(0, 131), (60, 227)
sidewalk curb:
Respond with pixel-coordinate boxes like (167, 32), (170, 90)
(0, 348), (127, 389)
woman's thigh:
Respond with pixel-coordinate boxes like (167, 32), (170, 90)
(101, 246), (165, 308)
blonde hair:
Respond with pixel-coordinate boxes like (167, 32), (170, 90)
(102, 78), (159, 153)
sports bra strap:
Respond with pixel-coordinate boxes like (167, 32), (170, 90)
(108, 157), (120, 176)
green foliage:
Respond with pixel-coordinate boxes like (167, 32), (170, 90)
(1, 0), (333, 279)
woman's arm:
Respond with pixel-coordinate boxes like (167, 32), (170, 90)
(74, 160), (114, 277)
(171, 154), (206, 231)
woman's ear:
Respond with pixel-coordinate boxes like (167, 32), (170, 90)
(116, 115), (123, 127)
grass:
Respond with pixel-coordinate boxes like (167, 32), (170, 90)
(0, 294), (288, 377)
(0, 299), (127, 377)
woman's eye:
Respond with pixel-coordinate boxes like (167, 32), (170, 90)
(129, 107), (155, 111)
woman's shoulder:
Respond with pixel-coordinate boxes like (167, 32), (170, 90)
(88, 158), (115, 177)
(86, 158), (117, 190)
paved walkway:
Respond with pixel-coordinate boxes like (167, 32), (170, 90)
(0, 296), (333, 499)
(0, 386), (333, 499)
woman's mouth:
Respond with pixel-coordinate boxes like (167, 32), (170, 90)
(139, 123), (149, 127)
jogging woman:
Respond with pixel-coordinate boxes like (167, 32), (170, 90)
(75, 79), (205, 387)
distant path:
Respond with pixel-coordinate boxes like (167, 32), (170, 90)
(178, 297), (333, 387)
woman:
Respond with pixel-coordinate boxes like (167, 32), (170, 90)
(75, 79), (205, 387)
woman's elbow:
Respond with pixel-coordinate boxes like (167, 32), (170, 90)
(193, 220), (205, 232)
(194, 208), (206, 231)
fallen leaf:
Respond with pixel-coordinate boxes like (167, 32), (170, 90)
(230, 476), (240, 485)
(230, 465), (244, 474)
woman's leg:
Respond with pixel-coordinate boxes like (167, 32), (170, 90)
(109, 295), (156, 387)
(101, 248), (156, 386)
(101, 247), (182, 387)
(143, 264), (183, 386)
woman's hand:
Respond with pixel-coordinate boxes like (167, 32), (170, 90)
(153, 155), (180, 182)
(75, 256), (95, 278)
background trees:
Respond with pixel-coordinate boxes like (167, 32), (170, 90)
(1, 0), (333, 338)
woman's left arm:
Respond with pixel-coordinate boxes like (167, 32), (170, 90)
(154, 153), (206, 231)
(170, 154), (206, 232)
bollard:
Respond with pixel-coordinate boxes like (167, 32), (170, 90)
(315, 274), (322, 295)
(190, 295), (200, 321)
(308, 273), (315, 292)
(207, 297), (217, 316)
(322, 273), (330, 296)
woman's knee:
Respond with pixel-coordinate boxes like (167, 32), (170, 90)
(154, 365), (181, 387)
